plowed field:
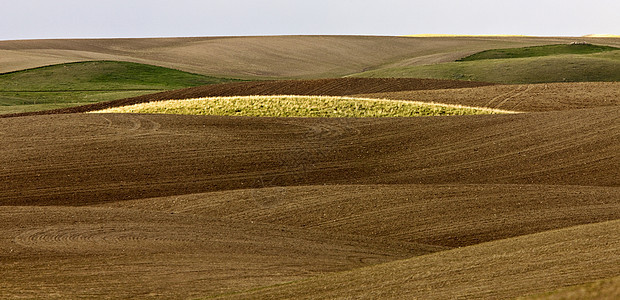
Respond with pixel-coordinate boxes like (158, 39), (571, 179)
(1, 99), (618, 298)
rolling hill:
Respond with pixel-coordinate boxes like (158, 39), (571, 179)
(0, 61), (237, 114)
(2, 36), (620, 79)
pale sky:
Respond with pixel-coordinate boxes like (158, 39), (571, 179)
(1, 0), (618, 40)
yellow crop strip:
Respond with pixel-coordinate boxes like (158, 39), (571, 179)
(92, 95), (517, 117)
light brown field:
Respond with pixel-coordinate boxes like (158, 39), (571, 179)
(2, 35), (620, 78)
(0, 35), (619, 299)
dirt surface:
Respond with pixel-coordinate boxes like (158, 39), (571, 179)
(0, 78), (496, 118)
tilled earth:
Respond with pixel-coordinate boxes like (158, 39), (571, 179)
(0, 80), (619, 299)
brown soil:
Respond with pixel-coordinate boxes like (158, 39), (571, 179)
(1, 103), (619, 298)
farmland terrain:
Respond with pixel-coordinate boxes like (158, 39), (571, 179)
(2, 35), (620, 78)
(0, 35), (619, 299)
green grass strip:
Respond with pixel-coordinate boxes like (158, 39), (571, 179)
(458, 43), (619, 61)
(92, 95), (516, 117)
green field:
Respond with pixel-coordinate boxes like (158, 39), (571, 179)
(354, 45), (620, 84)
(0, 61), (240, 114)
(457, 43), (619, 61)
(93, 95), (514, 117)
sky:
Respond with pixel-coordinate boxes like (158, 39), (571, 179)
(1, 0), (618, 40)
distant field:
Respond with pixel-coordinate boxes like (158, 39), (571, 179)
(93, 95), (512, 117)
(354, 50), (620, 83)
(2, 36), (620, 78)
(0, 61), (239, 114)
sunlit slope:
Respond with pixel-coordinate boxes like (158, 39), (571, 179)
(0, 61), (236, 114)
(3, 36), (620, 78)
(94, 96), (512, 117)
(225, 220), (620, 299)
(353, 52), (620, 83)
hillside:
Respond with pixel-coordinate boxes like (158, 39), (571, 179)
(457, 43), (618, 61)
(1, 35), (618, 299)
(2, 36), (620, 79)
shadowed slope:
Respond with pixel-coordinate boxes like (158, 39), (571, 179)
(5, 182), (616, 299)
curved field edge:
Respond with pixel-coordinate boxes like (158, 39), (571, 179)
(217, 220), (620, 299)
(91, 96), (516, 117)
